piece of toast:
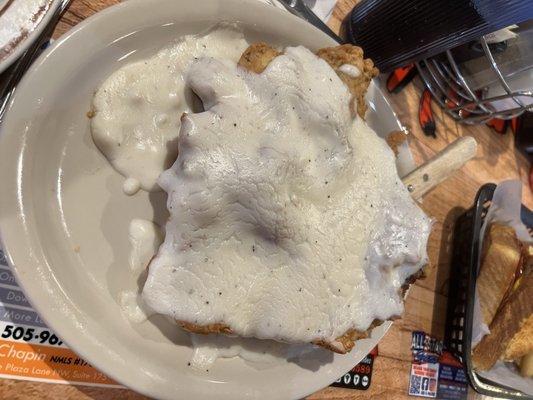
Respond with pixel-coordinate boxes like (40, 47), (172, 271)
(238, 43), (378, 119)
(521, 352), (533, 377)
(472, 271), (533, 371)
(175, 43), (420, 355)
(477, 224), (524, 327)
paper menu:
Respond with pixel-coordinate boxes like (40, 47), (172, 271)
(0, 248), (120, 387)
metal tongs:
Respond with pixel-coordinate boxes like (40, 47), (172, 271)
(276, 0), (343, 44)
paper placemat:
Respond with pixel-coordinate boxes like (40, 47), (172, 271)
(0, 248), (121, 387)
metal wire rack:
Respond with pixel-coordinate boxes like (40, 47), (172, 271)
(416, 36), (533, 124)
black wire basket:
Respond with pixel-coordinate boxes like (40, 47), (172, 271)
(445, 183), (533, 399)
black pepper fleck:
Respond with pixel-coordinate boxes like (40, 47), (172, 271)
(218, 292), (222, 296)
(187, 362), (191, 366)
(205, 301), (209, 305)
(252, 245), (255, 252)
(233, 123), (237, 127)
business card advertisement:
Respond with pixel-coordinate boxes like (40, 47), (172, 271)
(0, 248), (120, 387)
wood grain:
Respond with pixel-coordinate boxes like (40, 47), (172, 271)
(2, 0), (531, 399)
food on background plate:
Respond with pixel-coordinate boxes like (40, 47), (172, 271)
(522, 352), (533, 378)
(90, 26), (431, 357)
(472, 223), (533, 376)
(0, 0), (54, 64)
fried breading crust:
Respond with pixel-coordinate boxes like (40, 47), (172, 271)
(316, 45), (379, 118)
(238, 43), (379, 118)
(386, 130), (409, 157)
(238, 42), (281, 74)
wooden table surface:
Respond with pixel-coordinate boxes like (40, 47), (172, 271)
(1, 0), (531, 399)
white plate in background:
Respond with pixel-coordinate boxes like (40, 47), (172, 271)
(0, 0), (401, 399)
(0, 0), (62, 73)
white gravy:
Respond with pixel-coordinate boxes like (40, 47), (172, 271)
(142, 46), (431, 344)
(91, 28), (249, 192)
(339, 63), (361, 78)
(128, 219), (163, 272)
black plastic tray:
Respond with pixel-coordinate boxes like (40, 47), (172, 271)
(445, 183), (532, 399)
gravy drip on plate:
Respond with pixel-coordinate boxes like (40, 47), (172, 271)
(128, 219), (163, 272)
(142, 46), (431, 344)
(90, 28), (249, 192)
(189, 334), (315, 371)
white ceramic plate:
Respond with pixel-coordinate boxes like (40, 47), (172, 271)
(0, 0), (402, 399)
(0, 0), (62, 73)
